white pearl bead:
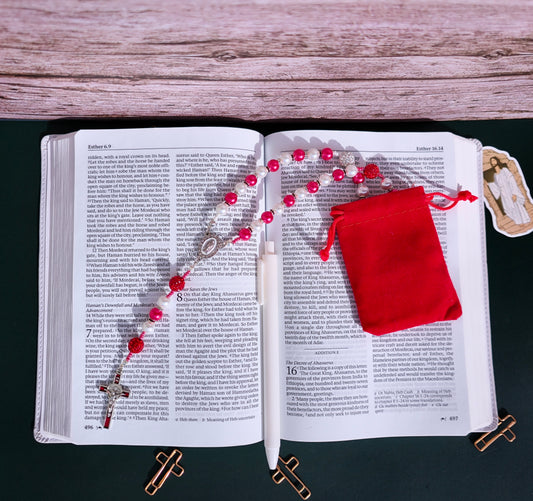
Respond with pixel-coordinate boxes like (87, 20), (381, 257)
(234, 182), (247, 195)
(142, 321), (155, 334)
(256, 165), (268, 178)
(216, 202), (229, 215)
(307, 148), (320, 161)
(345, 165), (358, 177)
(319, 173), (333, 186)
(251, 219), (264, 230)
(279, 152), (292, 166)
(157, 295), (171, 310)
(381, 177), (393, 189)
(357, 184), (369, 196)
(273, 202), (285, 215)
(294, 187), (307, 199)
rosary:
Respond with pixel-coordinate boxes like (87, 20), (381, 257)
(99, 146), (393, 428)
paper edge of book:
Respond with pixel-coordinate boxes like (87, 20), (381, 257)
(34, 134), (50, 444)
(34, 133), (77, 444)
(456, 136), (498, 433)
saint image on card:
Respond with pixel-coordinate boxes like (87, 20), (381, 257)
(482, 147), (533, 237)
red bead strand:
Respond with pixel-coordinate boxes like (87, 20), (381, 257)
(332, 169), (345, 181)
(284, 194), (296, 207)
(293, 149), (306, 161)
(261, 211), (274, 224)
(363, 163), (380, 179)
(353, 172), (365, 184)
(149, 308), (163, 321)
(321, 147), (333, 161)
(245, 174), (258, 186)
(169, 275), (185, 291)
(224, 192), (238, 205)
(128, 337), (144, 353)
(267, 159), (280, 172)
(307, 180), (319, 193)
(238, 228), (252, 240)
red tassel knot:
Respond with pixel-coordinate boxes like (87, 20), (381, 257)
(457, 190), (478, 202)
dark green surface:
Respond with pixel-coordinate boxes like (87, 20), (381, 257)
(2, 119), (531, 501)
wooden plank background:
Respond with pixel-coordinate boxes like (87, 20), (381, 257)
(1, 0), (531, 121)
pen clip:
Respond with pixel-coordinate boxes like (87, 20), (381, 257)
(257, 258), (265, 305)
(258, 241), (276, 306)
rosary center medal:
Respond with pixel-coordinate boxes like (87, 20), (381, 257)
(198, 234), (224, 260)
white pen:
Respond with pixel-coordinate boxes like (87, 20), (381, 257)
(259, 241), (281, 470)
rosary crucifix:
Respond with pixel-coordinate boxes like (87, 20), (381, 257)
(99, 368), (130, 428)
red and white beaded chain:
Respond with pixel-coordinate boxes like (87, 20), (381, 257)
(99, 146), (392, 428)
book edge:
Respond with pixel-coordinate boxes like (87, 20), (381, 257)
(34, 134), (51, 443)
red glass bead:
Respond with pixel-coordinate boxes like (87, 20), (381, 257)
(364, 163), (380, 179)
(353, 172), (365, 184)
(225, 192), (238, 205)
(293, 149), (305, 161)
(267, 159), (280, 172)
(169, 275), (185, 291)
(128, 337), (144, 354)
(239, 228), (252, 240)
(261, 211), (274, 224)
(307, 180), (319, 193)
(245, 174), (257, 186)
(332, 169), (345, 181)
(149, 308), (163, 321)
(321, 147), (334, 161)
(283, 194), (296, 207)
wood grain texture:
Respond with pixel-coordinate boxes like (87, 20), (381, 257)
(1, 0), (532, 120)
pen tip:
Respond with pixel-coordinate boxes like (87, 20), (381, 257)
(266, 448), (279, 470)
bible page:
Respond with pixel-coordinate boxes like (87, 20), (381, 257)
(69, 127), (265, 446)
(264, 130), (496, 442)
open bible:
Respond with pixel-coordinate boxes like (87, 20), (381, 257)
(35, 126), (497, 446)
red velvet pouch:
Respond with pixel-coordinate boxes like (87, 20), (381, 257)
(320, 186), (477, 335)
